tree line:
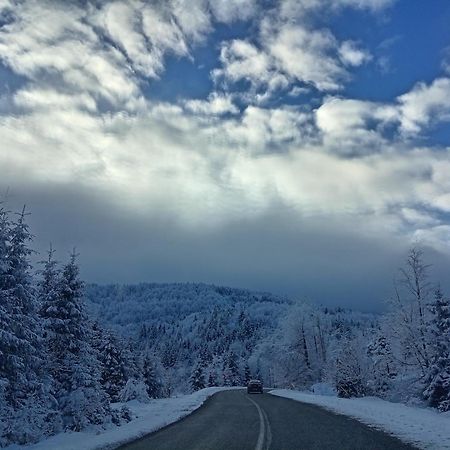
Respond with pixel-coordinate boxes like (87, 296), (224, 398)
(0, 206), (160, 447)
(87, 248), (450, 413)
(258, 248), (450, 412)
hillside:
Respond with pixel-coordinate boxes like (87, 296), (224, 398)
(85, 282), (378, 393)
(85, 282), (291, 337)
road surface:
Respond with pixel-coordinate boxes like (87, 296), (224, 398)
(119, 390), (417, 450)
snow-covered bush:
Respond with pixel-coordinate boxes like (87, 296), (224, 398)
(310, 383), (336, 396)
(119, 378), (151, 403)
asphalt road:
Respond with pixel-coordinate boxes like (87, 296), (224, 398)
(118, 390), (417, 450)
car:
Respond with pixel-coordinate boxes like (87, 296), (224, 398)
(247, 379), (263, 394)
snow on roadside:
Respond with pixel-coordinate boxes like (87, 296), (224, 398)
(269, 389), (450, 450)
(5, 387), (238, 450)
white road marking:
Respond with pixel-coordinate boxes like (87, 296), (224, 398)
(247, 395), (271, 450)
(262, 405), (272, 450)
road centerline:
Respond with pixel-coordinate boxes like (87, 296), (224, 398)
(261, 404), (272, 450)
(246, 395), (271, 450)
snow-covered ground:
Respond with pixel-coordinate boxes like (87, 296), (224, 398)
(5, 387), (236, 450)
(270, 389), (450, 450)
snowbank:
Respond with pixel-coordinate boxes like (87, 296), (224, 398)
(270, 389), (450, 449)
(5, 387), (236, 450)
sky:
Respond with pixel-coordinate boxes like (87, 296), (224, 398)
(1, 0), (450, 311)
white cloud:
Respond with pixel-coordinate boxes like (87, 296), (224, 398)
(184, 93), (239, 115)
(266, 24), (346, 91)
(3, 86), (449, 231)
(278, 0), (395, 19)
(215, 22), (372, 98)
(339, 41), (372, 66)
(401, 208), (439, 228)
(227, 144), (450, 227)
(170, 0), (211, 42)
(0, 0), (218, 111)
(288, 86), (311, 97)
(93, 1), (189, 79)
(208, 0), (258, 23)
(221, 106), (314, 152)
(2, 80), (450, 251)
(397, 78), (450, 134)
(0, 0), (12, 11)
(212, 38), (292, 104)
(316, 97), (396, 134)
(14, 86), (97, 112)
(0, 1), (140, 107)
(316, 79), (450, 148)
(91, 1), (213, 79)
(332, 0), (396, 11)
(314, 97), (398, 154)
(413, 225), (450, 249)
(214, 40), (273, 85)
(141, 6), (189, 56)
(211, 0), (389, 101)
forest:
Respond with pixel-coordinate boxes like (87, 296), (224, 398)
(1, 205), (450, 447)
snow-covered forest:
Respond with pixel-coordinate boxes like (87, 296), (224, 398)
(1, 205), (450, 447)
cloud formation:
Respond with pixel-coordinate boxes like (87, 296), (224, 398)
(214, 21), (373, 97)
(1, 0), (450, 308)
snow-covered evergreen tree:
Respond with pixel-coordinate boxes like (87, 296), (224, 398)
(38, 244), (61, 379)
(244, 363), (251, 384)
(207, 370), (218, 387)
(0, 208), (52, 446)
(41, 250), (111, 431)
(367, 334), (397, 396)
(423, 288), (450, 411)
(223, 352), (241, 386)
(0, 206), (12, 438)
(142, 355), (161, 399)
(1, 208), (39, 403)
(189, 361), (205, 392)
(98, 332), (127, 402)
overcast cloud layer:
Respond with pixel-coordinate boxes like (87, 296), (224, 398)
(1, 0), (450, 310)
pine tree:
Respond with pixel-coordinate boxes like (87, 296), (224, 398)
(244, 363), (251, 384)
(367, 334), (396, 396)
(0, 206), (12, 403)
(2, 208), (40, 403)
(121, 340), (140, 381)
(0, 206), (14, 446)
(38, 244), (61, 371)
(424, 288), (450, 411)
(41, 250), (111, 431)
(143, 356), (161, 399)
(189, 362), (205, 392)
(207, 370), (218, 387)
(222, 352), (241, 386)
(98, 332), (127, 402)
(0, 208), (52, 445)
